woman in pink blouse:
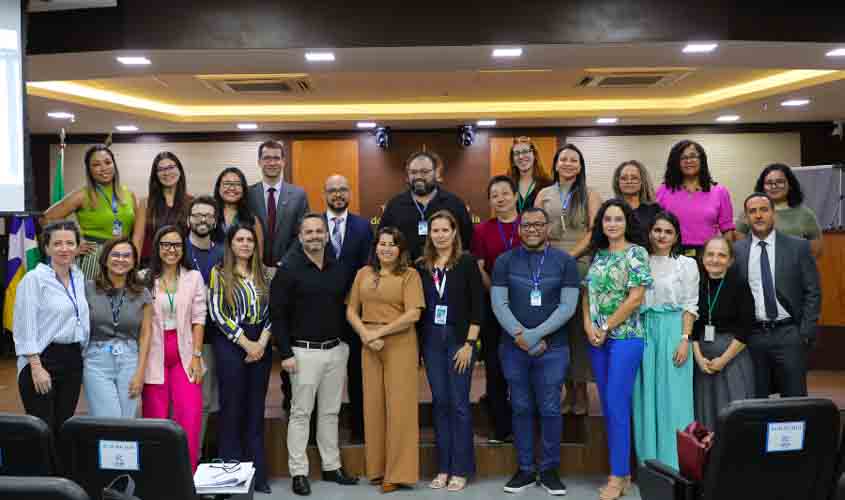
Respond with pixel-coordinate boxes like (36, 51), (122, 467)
(656, 140), (735, 259)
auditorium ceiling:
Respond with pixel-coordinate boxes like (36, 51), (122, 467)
(25, 42), (845, 133)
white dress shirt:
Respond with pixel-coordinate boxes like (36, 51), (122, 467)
(748, 231), (790, 321)
(262, 180), (283, 211)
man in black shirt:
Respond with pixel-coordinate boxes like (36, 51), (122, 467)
(271, 213), (358, 495)
(379, 150), (473, 260)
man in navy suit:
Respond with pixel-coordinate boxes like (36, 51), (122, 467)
(323, 174), (373, 442)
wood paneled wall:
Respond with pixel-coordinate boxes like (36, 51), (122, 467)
(291, 139), (359, 214)
(818, 232), (845, 326)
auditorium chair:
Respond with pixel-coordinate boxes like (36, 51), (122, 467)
(59, 416), (198, 500)
(0, 412), (54, 476)
(638, 398), (840, 500)
(0, 476), (89, 500)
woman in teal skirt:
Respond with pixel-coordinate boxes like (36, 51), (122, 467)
(633, 211), (698, 469)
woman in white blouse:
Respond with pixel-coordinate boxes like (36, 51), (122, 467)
(632, 211), (699, 470)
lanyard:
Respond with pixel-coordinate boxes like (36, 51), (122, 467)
(187, 239), (214, 273)
(110, 289), (126, 328)
(162, 276), (178, 316)
(558, 185), (575, 212)
(707, 278), (726, 325)
(412, 196), (427, 221)
(496, 219), (518, 251)
(517, 181), (535, 212)
(524, 246), (547, 290)
(432, 267), (447, 299)
(96, 185), (119, 217)
(56, 272), (81, 323)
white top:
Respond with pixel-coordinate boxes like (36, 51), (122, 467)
(749, 231), (790, 321)
(262, 180), (283, 210)
(644, 255), (700, 316)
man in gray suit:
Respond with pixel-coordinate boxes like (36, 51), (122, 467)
(733, 192), (821, 397)
(248, 140), (310, 268)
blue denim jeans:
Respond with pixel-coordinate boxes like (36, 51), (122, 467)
(499, 336), (569, 472)
(422, 324), (476, 477)
(83, 338), (140, 418)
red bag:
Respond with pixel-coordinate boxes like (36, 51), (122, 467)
(676, 422), (714, 481)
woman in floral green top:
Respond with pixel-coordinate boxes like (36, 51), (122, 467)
(582, 199), (652, 500)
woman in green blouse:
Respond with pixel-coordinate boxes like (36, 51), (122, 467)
(736, 163), (823, 257)
(582, 199), (653, 500)
(43, 145), (137, 279)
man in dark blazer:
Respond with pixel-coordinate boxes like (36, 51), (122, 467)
(247, 139), (309, 414)
(323, 174), (373, 443)
(733, 192), (821, 397)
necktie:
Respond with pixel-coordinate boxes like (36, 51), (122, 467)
(265, 187), (277, 266)
(331, 216), (343, 258)
(758, 241), (778, 320)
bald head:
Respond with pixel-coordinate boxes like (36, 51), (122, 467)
(324, 174), (351, 214)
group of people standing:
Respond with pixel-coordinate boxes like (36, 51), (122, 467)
(12, 136), (821, 498)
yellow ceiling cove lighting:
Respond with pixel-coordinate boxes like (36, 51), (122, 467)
(26, 69), (845, 123)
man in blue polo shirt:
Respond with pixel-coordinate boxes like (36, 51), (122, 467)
(492, 206), (579, 496)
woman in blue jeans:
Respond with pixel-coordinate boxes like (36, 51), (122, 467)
(416, 210), (483, 491)
(583, 199), (653, 500)
(83, 237), (152, 417)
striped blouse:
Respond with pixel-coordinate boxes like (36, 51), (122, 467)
(208, 266), (271, 342)
(13, 263), (90, 374)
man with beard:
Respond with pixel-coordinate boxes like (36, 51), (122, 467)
(379, 150), (473, 261)
(272, 213), (359, 496)
(323, 174), (373, 443)
(184, 195), (225, 458)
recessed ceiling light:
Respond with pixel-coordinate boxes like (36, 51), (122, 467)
(826, 48), (845, 57)
(116, 56), (151, 66)
(115, 125), (139, 132)
(716, 115), (740, 122)
(47, 111), (75, 120)
(683, 43), (718, 54)
(476, 120), (497, 127)
(781, 99), (811, 107)
(356, 122), (377, 129)
(237, 123), (258, 130)
(305, 51), (335, 62)
(492, 48), (523, 58)
(596, 117), (619, 124)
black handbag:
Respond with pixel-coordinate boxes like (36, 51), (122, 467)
(102, 474), (141, 500)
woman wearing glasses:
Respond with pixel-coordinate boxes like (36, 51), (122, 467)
(509, 137), (552, 214)
(142, 225), (207, 472)
(83, 237), (152, 418)
(611, 160), (660, 240)
(735, 163), (823, 257)
(133, 152), (193, 266)
(656, 140), (735, 258)
(42, 145), (137, 279)
(213, 167), (265, 258)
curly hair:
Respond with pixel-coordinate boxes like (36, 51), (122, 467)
(588, 198), (646, 251)
(662, 140), (717, 192)
(754, 163), (804, 207)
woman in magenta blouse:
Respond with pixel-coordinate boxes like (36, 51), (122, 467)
(656, 140), (735, 258)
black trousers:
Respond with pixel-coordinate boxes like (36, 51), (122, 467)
(746, 324), (808, 398)
(481, 301), (512, 439)
(344, 326), (365, 439)
(18, 343), (83, 442)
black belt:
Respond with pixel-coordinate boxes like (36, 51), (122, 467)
(293, 338), (340, 350)
(753, 318), (794, 330)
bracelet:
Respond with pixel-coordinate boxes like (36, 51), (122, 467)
(192, 350), (203, 358)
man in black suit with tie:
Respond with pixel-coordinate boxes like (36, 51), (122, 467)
(323, 174), (373, 443)
(733, 192), (821, 397)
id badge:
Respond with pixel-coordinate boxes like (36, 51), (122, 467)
(704, 325), (715, 342)
(112, 219), (123, 237)
(111, 343), (123, 356)
(418, 221), (428, 236)
(434, 305), (448, 325)
(530, 288), (542, 307)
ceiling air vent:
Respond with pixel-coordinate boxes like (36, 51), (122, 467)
(577, 70), (692, 88)
(198, 75), (314, 94)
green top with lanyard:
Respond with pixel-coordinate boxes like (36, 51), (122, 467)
(76, 184), (135, 241)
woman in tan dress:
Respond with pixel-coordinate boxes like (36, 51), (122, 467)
(347, 226), (425, 492)
(535, 143), (602, 415)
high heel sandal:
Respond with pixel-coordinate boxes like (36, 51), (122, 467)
(447, 476), (467, 492)
(598, 476), (632, 500)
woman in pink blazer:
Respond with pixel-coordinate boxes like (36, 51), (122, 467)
(142, 224), (207, 471)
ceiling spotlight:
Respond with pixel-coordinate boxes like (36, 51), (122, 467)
(47, 111), (75, 120)
(682, 43), (718, 54)
(116, 56), (151, 66)
(826, 48), (845, 57)
(357, 122), (377, 129)
(781, 99), (811, 107)
(492, 48), (523, 58)
(458, 125), (475, 147)
(715, 115), (740, 122)
(237, 123), (258, 130)
(596, 117), (619, 125)
(115, 125), (139, 132)
(305, 51), (335, 62)
(476, 120), (497, 127)
(375, 126), (391, 150)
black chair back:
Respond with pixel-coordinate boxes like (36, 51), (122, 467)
(0, 476), (89, 500)
(0, 413), (53, 476)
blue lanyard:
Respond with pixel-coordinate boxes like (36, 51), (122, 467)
(56, 271), (81, 322)
(412, 196), (427, 221)
(524, 246), (547, 289)
(558, 185), (575, 212)
(187, 239), (214, 273)
(96, 185), (119, 216)
(496, 219), (518, 250)
(110, 290), (126, 328)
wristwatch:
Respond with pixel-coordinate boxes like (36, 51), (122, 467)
(192, 350), (203, 358)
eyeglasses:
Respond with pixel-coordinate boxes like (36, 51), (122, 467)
(157, 165), (178, 173)
(209, 459), (241, 474)
(260, 155), (283, 162)
(408, 169), (434, 177)
(325, 187), (350, 195)
(680, 154), (700, 162)
(159, 241), (183, 251)
(220, 181), (243, 190)
(619, 176), (641, 183)
(190, 213), (216, 221)
(764, 179), (788, 188)
(109, 251), (133, 260)
(512, 149), (534, 158)
(520, 222), (547, 231)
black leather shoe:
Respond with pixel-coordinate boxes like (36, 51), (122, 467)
(254, 481), (272, 494)
(323, 468), (359, 485)
(292, 475), (311, 496)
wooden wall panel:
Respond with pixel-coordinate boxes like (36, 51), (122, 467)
(291, 139), (359, 214)
(818, 232), (845, 326)
(489, 136), (557, 179)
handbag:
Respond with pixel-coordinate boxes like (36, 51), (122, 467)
(676, 421), (714, 482)
(102, 474), (141, 500)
